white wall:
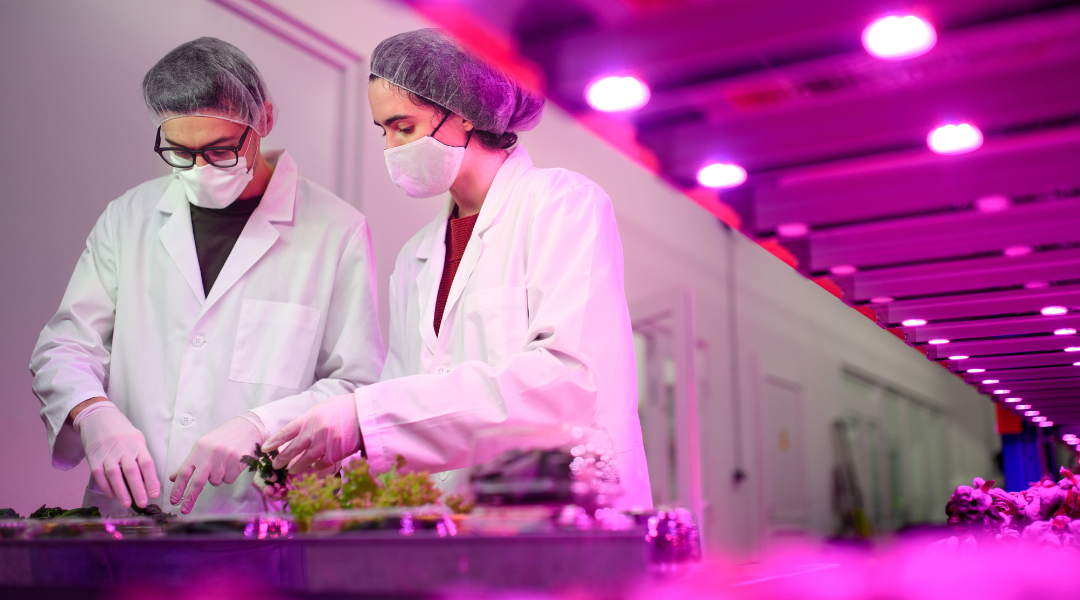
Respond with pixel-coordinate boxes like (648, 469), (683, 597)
(0, 0), (996, 554)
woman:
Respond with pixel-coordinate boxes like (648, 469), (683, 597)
(263, 29), (651, 508)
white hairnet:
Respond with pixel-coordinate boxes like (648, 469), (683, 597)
(371, 29), (544, 136)
(143, 37), (276, 137)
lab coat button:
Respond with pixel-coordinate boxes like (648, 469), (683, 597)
(192, 336), (205, 347)
(180, 416), (194, 426)
(435, 366), (448, 375)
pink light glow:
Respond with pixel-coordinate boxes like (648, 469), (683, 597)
(1004, 245), (1033, 258)
(982, 379), (1000, 384)
(928, 339), (949, 345)
(1016, 404), (1031, 410)
(697, 163), (747, 189)
(1025, 410), (1039, 416)
(948, 355), (969, 360)
(1040, 421), (1054, 427)
(1041, 306), (1069, 316)
(928, 123), (984, 155)
(967, 368), (986, 373)
(1004, 397), (1021, 403)
(975, 194), (1011, 213)
(1055, 328), (1078, 336)
(1073, 361), (1080, 366)
(1065, 347), (1080, 352)
(585, 75), (650, 112)
(830, 264), (858, 275)
(862, 15), (936, 60)
(776, 222), (809, 238)
(1033, 416), (1048, 423)
(1025, 281), (1050, 289)
(993, 389), (1011, 394)
(901, 318), (927, 327)
(870, 296), (894, 304)
(1068, 439), (1079, 445)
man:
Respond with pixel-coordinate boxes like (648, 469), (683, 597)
(30, 37), (384, 516)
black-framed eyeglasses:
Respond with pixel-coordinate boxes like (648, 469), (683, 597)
(154, 126), (251, 169)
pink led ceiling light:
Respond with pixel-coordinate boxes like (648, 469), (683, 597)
(776, 223), (810, 238)
(902, 318), (927, 327)
(982, 379), (1000, 384)
(1026, 411), (1040, 416)
(1005, 397), (1021, 403)
(993, 390), (1011, 395)
(1065, 347), (1080, 352)
(697, 163), (748, 188)
(1016, 404), (1031, 410)
(928, 339), (949, 345)
(1041, 306), (1069, 316)
(949, 355), (969, 360)
(830, 264), (858, 275)
(862, 15), (936, 60)
(585, 75), (650, 112)
(928, 123), (984, 155)
(1055, 328), (1078, 336)
(1040, 421), (1054, 427)
(967, 368), (986, 373)
(1033, 416), (1048, 423)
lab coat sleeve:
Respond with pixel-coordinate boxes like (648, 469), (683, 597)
(30, 203), (121, 470)
(355, 183), (628, 474)
(250, 220), (385, 434)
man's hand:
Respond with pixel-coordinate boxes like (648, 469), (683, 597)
(75, 401), (160, 509)
(169, 416), (265, 514)
(262, 393), (362, 473)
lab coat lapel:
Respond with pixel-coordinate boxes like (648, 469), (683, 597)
(201, 151), (297, 316)
(439, 147), (533, 322)
(415, 201), (452, 355)
(157, 180), (206, 303)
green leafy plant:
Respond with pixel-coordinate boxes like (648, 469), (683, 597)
(288, 472), (342, 531)
(241, 444), (290, 501)
(0, 508), (21, 519)
(444, 494), (475, 515)
(131, 503), (174, 526)
(29, 505), (100, 519)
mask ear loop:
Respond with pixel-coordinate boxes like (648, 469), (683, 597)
(432, 111), (473, 149)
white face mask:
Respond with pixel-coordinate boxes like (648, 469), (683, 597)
(383, 114), (471, 199)
(174, 157), (254, 209)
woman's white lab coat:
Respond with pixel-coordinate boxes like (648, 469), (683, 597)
(356, 146), (652, 509)
(31, 151), (384, 515)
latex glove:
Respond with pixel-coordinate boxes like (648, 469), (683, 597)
(75, 401), (160, 509)
(169, 415), (265, 514)
(262, 393), (361, 473)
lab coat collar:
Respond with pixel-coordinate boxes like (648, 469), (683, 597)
(412, 145), (535, 354)
(412, 145), (533, 261)
(156, 149), (298, 310)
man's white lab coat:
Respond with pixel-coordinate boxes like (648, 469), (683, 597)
(31, 151), (384, 515)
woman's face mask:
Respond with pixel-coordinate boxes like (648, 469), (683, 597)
(383, 112), (472, 199)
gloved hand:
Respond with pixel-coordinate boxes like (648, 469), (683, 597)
(262, 393), (362, 473)
(75, 401), (160, 509)
(169, 415), (266, 514)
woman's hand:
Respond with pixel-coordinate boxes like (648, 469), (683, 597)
(262, 393), (362, 472)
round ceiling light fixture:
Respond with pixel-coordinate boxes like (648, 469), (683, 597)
(585, 75), (651, 112)
(862, 15), (937, 60)
(776, 223), (810, 238)
(697, 163), (748, 189)
(1004, 245), (1033, 258)
(927, 123), (984, 155)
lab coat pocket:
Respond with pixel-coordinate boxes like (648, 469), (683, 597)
(229, 299), (321, 389)
(462, 287), (528, 368)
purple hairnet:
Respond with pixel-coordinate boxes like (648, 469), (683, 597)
(142, 37), (276, 136)
(370, 29), (544, 136)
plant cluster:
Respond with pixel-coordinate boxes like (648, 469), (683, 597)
(28, 505), (101, 519)
(935, 468), (1080, 550)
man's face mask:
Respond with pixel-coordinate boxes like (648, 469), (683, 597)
(383, 113), (472, 199)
